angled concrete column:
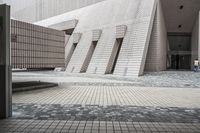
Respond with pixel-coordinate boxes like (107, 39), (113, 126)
(0, 4), (12, 118)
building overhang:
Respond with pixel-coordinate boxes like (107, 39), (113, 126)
(161, 0), (200, 33)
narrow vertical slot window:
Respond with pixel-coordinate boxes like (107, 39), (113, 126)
(66, 43), (77, 67)
(81, 41), (97, 73)
(106, 38), (123, 74)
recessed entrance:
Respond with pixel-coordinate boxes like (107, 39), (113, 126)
(106, 38), (123, 74)
(168, 33), (191, 70)
(81, 41), (97, 73)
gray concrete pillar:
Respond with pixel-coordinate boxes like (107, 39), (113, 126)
(199, 11), (200, 62)
(0, 4), (12, 118)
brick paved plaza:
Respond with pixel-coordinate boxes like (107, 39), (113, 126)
(1, 0), (200, 132)
(1, 71), (200, 132)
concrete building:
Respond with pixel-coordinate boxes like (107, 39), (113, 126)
(34, 0), (200, 77)
(1, 0), (200, 77)
(1, 0), (200, 119)
(11, 20), (65, 69)
(0, 0), (107, 23)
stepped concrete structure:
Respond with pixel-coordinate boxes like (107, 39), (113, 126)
(37, 0), (157, 77)
(36, 0), (200, 77)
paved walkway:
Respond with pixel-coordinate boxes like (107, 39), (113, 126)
(13, 86), (200, 108)
(1, 119), (200, 133)
(12, 85), (200, 124)
(1, 71), (199, 132)
(12, 71), (200, 88)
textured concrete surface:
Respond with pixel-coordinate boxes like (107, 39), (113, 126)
(12, 103), (200, 123)
(12, 85), (200, 108)
(1, 0), (107, 22)
(11, 19), (65, 69)
(145, 0), (167, 72)
(10, 71), (200, 132)
(36, 0), (157, 77)
(1, 119), (200, 133)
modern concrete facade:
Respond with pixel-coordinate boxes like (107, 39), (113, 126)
(0, 0), (107, 23)
(34, 0), (200, 77)
(37, 0), (157, 77)
(1, 0), (200, 77)
(11, 20), (65, 69)
(145, 0), (168, 72)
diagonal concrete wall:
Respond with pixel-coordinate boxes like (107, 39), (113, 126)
(145, 0), (167, 72)
(36, 0), (157, 77)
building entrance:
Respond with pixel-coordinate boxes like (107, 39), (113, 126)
(168, 33), (191, 70)
(171, 55), (191, 70)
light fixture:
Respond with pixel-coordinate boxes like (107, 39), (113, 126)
(179, 5), (184, 10)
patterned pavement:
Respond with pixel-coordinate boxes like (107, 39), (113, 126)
(12, 103), (200, 123)
(13, 86), (200, 108)
(12, 71), (200, 88)
(10, 85), (200, 132)
(0, 119), (200, 133)
(1, 71), (200, 132)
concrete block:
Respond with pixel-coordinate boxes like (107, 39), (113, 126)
(92, 29), (102, 41)
(73, 33), (82, 43)
(49, 19), (78, 30)
(116, 25), (127, 39)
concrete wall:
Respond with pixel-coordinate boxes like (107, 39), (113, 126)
(145, 0), (167, 72)
(191, 15), (199, 68)
(36, 0), (157, 77)
(11, 19), (65, 69)
(1, 0), (106, 23)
